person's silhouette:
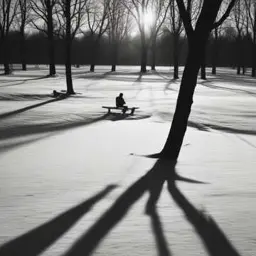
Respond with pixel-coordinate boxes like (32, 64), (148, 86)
(116, 93), (128, 114)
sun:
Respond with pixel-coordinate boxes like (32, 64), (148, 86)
(142, 11), (154, 28)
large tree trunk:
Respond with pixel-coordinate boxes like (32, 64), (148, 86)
(160, 39), (205, 159)
(211, 28), (218, 75)
(20, 29), (27, 71)
(151, 36), (157, 71)
(236, 36), (242, 75)
(90, 38), (100, 72)
(49, 37), (56, 76)
(47, 3), (56, 76)
(140, 31), (147, 73)
(200, 63), (206, 79)
(65, 1), (74, 95)
(3, 38), (11, 75)
(111, 40), (118, 72)
(65, 41), (74, 94)
(173, 33), (179, 79)
(200, 48), (206, 79)
(251, 35), (256, 77)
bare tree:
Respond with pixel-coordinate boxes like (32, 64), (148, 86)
(210, 26), (220, 75)
(231, 0), (247, 75)
(166, 0), (183, 78)
(108, 0), (132, 71)
(158, 0), (237, 160)
(30, 0), (58, 76)
(148, 0), (170, 71)
(245, 0), (256, 77)
(122, 0), (153, 73)
(84, 0), (110, 72)
(56, 0), (87, 94)
(15, 0), (30, 70)
(0, 0), (19, 74)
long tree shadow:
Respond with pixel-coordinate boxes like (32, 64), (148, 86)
(0, 75), (49, 87)
(0, 185), (117, 256)
(62, 160), (206, 256)
(201, 80), (256, 97)
(104, 112), (151, 122)
(145, 160), (173, 256)
(167, 177), (241, 256)
(0, 113), (110, 141)
(0, 134), (53, 154)
(0, 95), (68, 120)
(63, 159), (241, 256)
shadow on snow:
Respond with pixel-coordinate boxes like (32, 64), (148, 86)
(0, 160), (241, 256)
(0, 185), (117, 256)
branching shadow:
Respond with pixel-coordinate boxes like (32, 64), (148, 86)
(0, 95), (68, 120)
(167, 177), (241, 256)
(148, 210), (172, 256)
(0, 185), (117, 256)
(0, 158), (242, 256)
(62, 160), (206, 256)
(63, 159), (241, 256)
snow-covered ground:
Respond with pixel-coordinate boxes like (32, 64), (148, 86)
(0, 65), (255, 256)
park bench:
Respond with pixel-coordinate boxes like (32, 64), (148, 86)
(102, 106), (139, 115)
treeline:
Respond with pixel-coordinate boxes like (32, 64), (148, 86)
(1, 0), (256, 94)
(3, 29), (251, 69)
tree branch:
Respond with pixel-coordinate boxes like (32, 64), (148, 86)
(212, 0), (237, 29)
(175, 0), (194, 37)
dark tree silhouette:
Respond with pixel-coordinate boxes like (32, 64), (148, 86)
(148, 0), (170, 71)
(245, 0), (256, 77)
(211, 26), (221, 75)
(122, 0), (153, 73)
(231, 0), (247, 75)
(167, 0), (183, 79)
(108, 0), (131, 72)
(0, 0), (18, 74)
(30, 0), (58, 76)
(84, 0), (110, 72)
(15, 0), (30, 71)
(56, 0), (87, 94)
(159, 0), (237, 160)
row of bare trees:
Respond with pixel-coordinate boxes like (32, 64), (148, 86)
(0, 0), (244, 161)
(2, 1), (255, 80)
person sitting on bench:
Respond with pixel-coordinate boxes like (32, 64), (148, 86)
(116, 93), (128, 114)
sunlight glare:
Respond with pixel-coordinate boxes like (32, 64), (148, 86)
(142, 10), (154, 29)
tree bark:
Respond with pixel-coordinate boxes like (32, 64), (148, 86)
(111, 40), (118, 72)
(3, 38), (11, 75)
(20, 30), (27, 71)
(65, 0), (74, 95)
(200, 48), (206, 79)
(47, 2), (56, 76)
(90, 38), (100, 72)
(200, 63), (206, 79)
(140, 32), (147, 73)
(151, 36), (157, 71)
(211, 28), (218, 75)
(49, 38), (56, 76)
(173, 33), (180, 79)
(236, 36), (242, 75)
(160, 38), (205, 159)
(251, 34), (256, 77)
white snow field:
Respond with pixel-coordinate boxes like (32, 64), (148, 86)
(0, 65), (255, 256)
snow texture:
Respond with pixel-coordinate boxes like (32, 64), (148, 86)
(0, 65), (255, 256)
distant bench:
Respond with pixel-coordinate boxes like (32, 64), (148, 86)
(102, 106), (139, 115)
